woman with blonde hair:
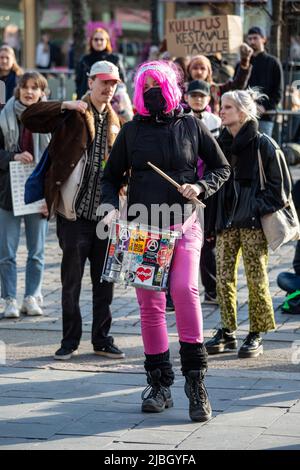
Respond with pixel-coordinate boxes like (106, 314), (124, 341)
(187, 45), (253, 114)
(205, 89), (290, 358)
(0, 45), (23, 101)
(75, 27), (126, 98)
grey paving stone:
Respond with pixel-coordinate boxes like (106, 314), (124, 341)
(246, 434), (300, 450)
(263, 412), (300, 437)
(251, 378), (300, 391)
(289, 400), (300, 413)
(176, 425), (265, 450)
(113, 429), (190, 445)
(2, 435), (114, 450)
(205, 376), (259, 390)
(208, 406), (285, 428)
(135, 409), (207, 432)
(0, 397), (46, 421)
(233, 389), (300, 408)
(0, 438), (45, 450)
(0, 420), (65, 439)
(103, 442), (174, 450)
(56, 410), (144, 437)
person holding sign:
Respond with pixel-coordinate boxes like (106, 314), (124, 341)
(187, 43), (253, 114)
(100, 61), (230, 422)
(0, 72), (50, 318)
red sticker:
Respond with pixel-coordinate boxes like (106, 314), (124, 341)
(136, 267), (153, 282)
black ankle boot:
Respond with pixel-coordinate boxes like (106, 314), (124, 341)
(184, 370), (212, 422)
(238, 332), (263, 358)
(205, 328), (237, 355)
(141, 369), (173, 412)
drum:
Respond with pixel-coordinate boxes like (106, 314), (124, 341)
(101, 221), (180, 291)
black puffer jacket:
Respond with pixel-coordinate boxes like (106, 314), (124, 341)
(207, 119), (292, 235)
(100, 107), (231, 227)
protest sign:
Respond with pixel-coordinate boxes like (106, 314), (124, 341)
(166, 15), (243, 57)
(9, 162), (45, 216)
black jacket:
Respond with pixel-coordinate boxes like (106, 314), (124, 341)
(0, 127), (15, 210)
(207, 120), (291, 235)
(100, 107), (231, 227)
(236, 51), (283, 122)
(75, 50), (126, 98)
(0, 71), (18, 102)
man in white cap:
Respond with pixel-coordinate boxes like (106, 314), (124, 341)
(22, 61), (125, 360)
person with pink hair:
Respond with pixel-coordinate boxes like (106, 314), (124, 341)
(100, 60), (230, 422)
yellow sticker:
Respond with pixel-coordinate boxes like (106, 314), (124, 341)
(128, 230), (147, 254)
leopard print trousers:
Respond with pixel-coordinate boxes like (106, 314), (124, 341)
(216, 228), (276, 333)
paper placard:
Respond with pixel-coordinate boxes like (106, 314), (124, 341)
(166, 15), (243, 57)
(9, 161), (45, 216)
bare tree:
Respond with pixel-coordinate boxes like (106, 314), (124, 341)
(151, 0), (159, 46)
(70, 0), (88, 68)
(270, 0), (283, 59)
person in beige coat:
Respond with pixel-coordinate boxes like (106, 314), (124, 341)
(22, 61), (124, 360)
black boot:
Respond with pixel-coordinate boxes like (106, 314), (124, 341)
(179, 342), (212, 422)
(238, 332), (263, 358)
(141, 350), (174, 413)
(205, 328), (237, 355)
(141, 369), (173, 412)
(184, 370), (212, 422)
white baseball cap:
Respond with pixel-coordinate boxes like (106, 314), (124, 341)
(87, 60), (121, 82)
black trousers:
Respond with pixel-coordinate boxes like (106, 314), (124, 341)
(56, 215), (113, 350)
(200, 237), (216, 297)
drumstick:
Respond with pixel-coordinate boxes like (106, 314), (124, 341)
(147, 161), (205, 208)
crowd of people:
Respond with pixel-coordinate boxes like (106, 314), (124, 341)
(0, 24), (298, 423)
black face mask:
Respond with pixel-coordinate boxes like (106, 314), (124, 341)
(143, 87), (167, 115)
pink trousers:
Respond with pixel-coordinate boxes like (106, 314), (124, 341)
(136, 221), (203, 354)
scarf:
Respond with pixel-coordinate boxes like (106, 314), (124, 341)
(81, 93), (121, 160)
(218, 119), (258, 181)
(0, 97), (50, 162)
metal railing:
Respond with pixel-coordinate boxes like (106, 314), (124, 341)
(265, 110), (300, 144)
(31, 68), (76, 101)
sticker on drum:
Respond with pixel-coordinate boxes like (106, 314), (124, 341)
(134, 265), (155, 286)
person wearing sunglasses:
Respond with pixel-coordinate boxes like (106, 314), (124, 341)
(75, 27), (126, 99)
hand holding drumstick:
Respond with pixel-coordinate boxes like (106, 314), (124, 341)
(147, 161), (205, 208)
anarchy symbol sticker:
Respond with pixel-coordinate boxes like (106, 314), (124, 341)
(147, 239), (159, 252)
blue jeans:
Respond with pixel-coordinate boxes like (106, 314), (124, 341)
(0, 208), (48, 299)
(277, 272), (300, 293)
(259, 120), (274, 137)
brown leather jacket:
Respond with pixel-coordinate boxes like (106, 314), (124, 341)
(21, 97), (121, 216)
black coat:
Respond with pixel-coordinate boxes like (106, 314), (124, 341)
(0, 71), (18, 102)
(236, 51), (283, 122)
(75, 50), (126, 98)
(100, 107), (231, 227)
(207, 120), (291, 235)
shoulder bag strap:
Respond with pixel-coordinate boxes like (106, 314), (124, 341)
(257, 137), (267, 191)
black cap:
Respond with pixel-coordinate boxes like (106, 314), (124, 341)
(247, 26), (266, 38)
(187, 80), (210, 96)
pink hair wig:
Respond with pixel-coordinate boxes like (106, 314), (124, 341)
(133, 60), (182, 116)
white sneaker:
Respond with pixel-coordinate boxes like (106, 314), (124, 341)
(4, 298), (20, 318)
(21, 296), (43, 316)
(36, 295), (43, 307)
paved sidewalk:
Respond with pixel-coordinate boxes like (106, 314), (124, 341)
(1, 167), (300, 449)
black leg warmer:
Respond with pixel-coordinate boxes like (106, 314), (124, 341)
(179, 341), (208, 375)
(144, 350), (175, 387)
